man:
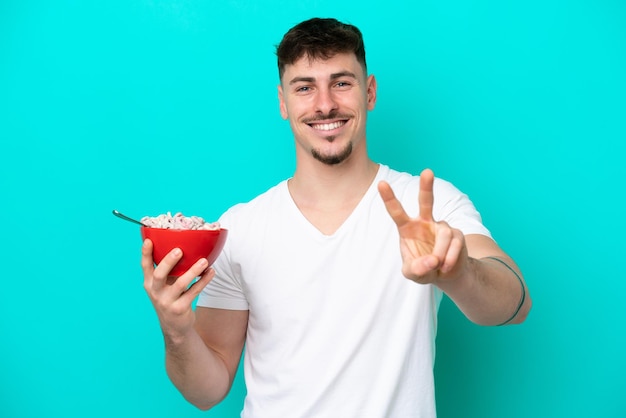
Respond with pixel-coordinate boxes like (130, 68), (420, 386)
(141, 17), (531, 417)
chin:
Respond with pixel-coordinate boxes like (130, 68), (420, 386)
(312, 142), (353, 165)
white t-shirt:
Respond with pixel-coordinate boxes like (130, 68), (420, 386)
(198, 164), (491, 418)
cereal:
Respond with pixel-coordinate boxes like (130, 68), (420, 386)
(141, 212), (220, 230)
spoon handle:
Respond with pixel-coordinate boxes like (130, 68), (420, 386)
(112, 210), (147, 227)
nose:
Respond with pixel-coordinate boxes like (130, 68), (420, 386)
(314, 87), (338, 115)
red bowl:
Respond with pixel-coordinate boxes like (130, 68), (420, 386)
(141, 226), (228, 277)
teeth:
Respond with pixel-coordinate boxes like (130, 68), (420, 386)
(311, 121), (345, 131)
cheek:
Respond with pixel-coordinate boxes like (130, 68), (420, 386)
(282, 100), (309, 121)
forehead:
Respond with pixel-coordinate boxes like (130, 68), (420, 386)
(281, 52), (365, 82)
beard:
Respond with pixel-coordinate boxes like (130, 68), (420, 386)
(311, 139), (353, 165)
(301, 110), (355, 165)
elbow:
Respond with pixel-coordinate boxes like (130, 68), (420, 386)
(178, 386), (227, 411)
(188, 397), (220, 411)
(474, 292), (533, 326)
(508, 293), (532, 325)
(184, 383), (233, 411)
(195, 403), (215, 412)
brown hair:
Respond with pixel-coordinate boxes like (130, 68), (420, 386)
(276, 18), (367, 80)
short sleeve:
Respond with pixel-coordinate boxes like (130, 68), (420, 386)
(196, 207), (249, 310)
(432, 177), (492, 238)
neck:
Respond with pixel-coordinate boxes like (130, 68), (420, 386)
(289, 155), (379, 209)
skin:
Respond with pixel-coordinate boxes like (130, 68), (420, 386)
(141, 51), (531, 410)
(278, 53), (376, 168)
(378, 168), (531, 325)
(141, 242), (247, 409)
(278, 52), (380, 235)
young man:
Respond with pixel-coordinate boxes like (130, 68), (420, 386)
(141, 17), (531, 417)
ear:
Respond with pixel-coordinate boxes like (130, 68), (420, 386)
(366, 74), (377, 111)
(278, 84), (289, 120)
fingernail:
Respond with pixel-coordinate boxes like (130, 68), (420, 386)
(172, 248), (182, 256)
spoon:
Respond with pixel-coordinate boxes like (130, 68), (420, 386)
(112, 210), (148, 227)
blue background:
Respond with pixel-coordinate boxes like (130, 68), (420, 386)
(1, 0), (624, 417)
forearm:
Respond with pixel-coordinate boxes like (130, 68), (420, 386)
(437, 255), (531, 326)
(164, 330), (232, 410)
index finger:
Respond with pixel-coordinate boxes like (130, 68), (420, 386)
(378, 180), (410, 227)
(419, 168), (435, 222)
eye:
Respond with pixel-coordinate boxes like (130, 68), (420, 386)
(334, 81), (352, 89)
(295, 85), (312, 93)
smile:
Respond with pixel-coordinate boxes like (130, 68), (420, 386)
(309, 120), (346, 131)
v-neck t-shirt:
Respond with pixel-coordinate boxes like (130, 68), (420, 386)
(197, 164), (491, 418)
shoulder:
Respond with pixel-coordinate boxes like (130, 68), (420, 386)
(380, 165), (490, 236)
(218, 180), (288, 227)
(380, 165), (464, 203)
(208, 180), (290, 283)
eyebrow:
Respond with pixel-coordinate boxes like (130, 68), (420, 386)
(288, 71), (358, 85)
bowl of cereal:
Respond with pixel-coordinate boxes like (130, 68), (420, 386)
(140, 212), (227, 277)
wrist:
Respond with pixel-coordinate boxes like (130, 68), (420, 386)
(161, 322), (197, 348)
(434, 256), (479, 294)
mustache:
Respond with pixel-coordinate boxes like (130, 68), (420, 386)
(302, 111), (351, 124)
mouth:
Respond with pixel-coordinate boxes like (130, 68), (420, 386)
(308, 120), (347, 132)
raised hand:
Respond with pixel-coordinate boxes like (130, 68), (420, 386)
(377, 169), (468, 285)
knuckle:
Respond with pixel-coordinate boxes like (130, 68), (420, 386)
(437, 227), (452, 241)
(154, 298), (170, 313)
(169, 303), (186, 317)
